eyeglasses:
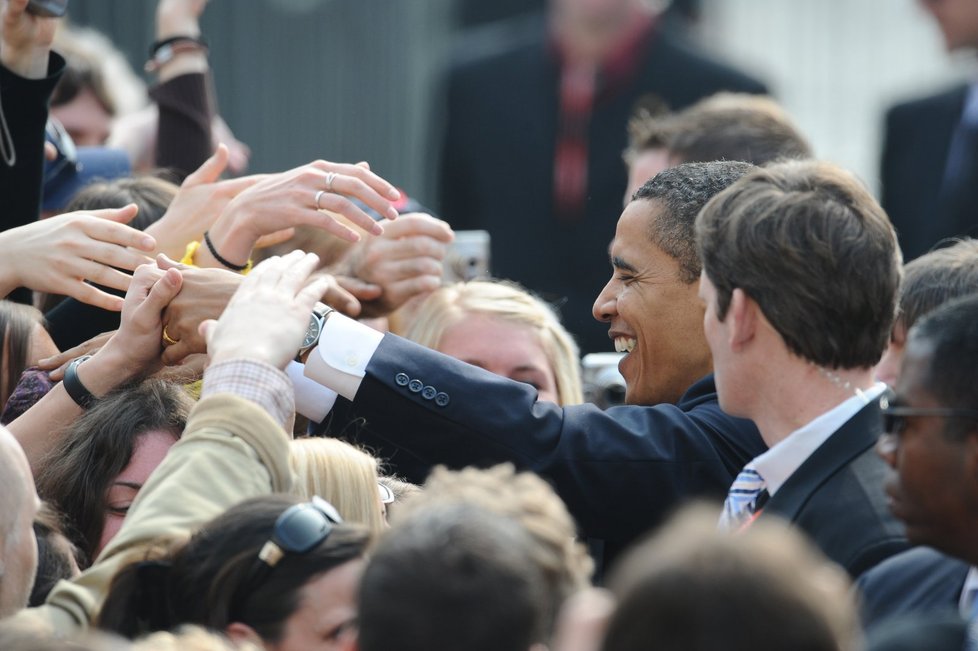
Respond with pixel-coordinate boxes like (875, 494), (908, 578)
(881, 405), (978, 436)
(232, 497), (343, 616)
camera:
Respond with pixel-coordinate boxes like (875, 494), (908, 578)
(581, 353), (626, 409)
(444, 230), (490, 282)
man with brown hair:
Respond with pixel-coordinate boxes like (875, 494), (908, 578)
(623, 92), (813, 200)
(696, 160), (908, 577)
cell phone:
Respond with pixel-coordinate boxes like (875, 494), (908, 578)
(444, 230), (490, 282)
(26, 0), (68, 17)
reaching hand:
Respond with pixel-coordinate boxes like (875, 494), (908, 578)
(36, 330), (115, 381)
(0, 205), (157, 311)
(158, 253), (363, 364)
(144, 145), (265, 260)
(201, 250), (333, 370)
(343, 212), (454, 317)
(199, 160), (401, 270)
(86, 263), (184, 388)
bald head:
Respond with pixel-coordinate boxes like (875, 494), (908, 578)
(0, 427), (39, 619)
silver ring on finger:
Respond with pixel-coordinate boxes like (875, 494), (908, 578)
(324, 171), (337, 193)
(315, 189), (327, 210)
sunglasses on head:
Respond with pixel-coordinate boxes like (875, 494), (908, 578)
(231, 496), (344, 616)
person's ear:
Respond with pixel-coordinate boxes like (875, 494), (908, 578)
(727, 288), (757, 352)
(226, 621), (264, 646)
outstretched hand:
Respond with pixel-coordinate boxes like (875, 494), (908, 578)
(198, 160), (401, 271)
(0, 205), (156, 311)
(144, 145), (265, 260)
(342, 212), (453, 317)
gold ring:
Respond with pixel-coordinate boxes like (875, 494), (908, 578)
(324, 171), (337, 192)
(315, 189), (327, 210)
(162, 327), (178, 346)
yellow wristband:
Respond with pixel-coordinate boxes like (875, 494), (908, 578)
(180, 240), (201, 267)
(180, 239), (252, 275)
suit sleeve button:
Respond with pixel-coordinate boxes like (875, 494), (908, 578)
(435, 392), (450, 407)
(395, 373), (410, 386)
(408, 379), (424, 393)
(421, 385), (437, 400)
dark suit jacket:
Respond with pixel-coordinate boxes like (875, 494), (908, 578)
(759, 400), (908, 578)
(439, 27), (766, 353)
(327, 334), (766, 570)
(865, 611), (969, 651)
(858, 547), (970, 630)
(881, 85), (978, 260)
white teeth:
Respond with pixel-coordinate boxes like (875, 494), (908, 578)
(614, 337), (637, 353)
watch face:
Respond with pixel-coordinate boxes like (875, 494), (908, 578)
(303, 314), (323, 348)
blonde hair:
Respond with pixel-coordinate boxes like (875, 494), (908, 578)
(289, 438), (386, 536)
(403, 280), (583, 405)
(396, 464), (594, 632)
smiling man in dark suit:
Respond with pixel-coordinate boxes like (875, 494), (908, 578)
(293, 161), (767, 573)
(881, 0), (978, 260)
(696, 160), (908, 577)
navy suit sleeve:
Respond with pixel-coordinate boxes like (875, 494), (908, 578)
(346, 334), (765, 546)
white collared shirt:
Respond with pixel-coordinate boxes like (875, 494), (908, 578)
(751, 382), (887, 496)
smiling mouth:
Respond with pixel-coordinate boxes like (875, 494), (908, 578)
(614, 336), (636, 354)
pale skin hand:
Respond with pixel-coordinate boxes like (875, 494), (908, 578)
(143, 145), (266, 260)
(1, 0), (57, 79)
(156, 254), (362, 365)
(202, 250), (334, 370)
(197, 160), (401, 270)
(154, 0), (208, 80)
(0, 205), (157, 311)
(9, 264), (183, 472)
(340, 212), (454, 317)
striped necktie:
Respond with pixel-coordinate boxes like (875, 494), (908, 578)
(719, 467), (767, 531)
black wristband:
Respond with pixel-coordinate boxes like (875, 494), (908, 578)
(63, 355), (96, 409)
(203, 231), (249, 272)
(149, 34), (208, 59)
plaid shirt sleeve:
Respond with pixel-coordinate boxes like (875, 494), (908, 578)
(201, 359), (294, 430)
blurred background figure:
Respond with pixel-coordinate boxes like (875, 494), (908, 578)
(881, 0), (978, 260)
(601, 504), (860, 651)
(437, 0), (765, 353)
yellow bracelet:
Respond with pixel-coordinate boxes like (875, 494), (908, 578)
(180, 240), (201, 267)
(179, 239), (253, 275)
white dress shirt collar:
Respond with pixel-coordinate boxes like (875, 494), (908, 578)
(752, 383), (887, 496)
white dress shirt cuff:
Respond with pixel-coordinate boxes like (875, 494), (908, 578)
(304, 312), (384, 401)
(286, 360), (337, 422)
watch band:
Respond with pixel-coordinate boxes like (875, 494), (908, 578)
(63, 355), (96, 409)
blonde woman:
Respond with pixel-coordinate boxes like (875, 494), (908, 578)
(290, 437), (387, 536)
(403, 280), (583, 405)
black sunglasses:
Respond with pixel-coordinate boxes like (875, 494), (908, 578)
(881, 405), (978, 435)
(231, 497), (343, 615)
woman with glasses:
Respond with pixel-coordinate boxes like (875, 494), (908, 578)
(98, 494), (370, 651)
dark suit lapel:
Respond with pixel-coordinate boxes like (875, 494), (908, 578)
(763, 399), (884, 522)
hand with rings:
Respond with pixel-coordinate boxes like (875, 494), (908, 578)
(193, 161), (402, 272)
(162, 327), (178, 346)
(314, 171), (338, 210)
